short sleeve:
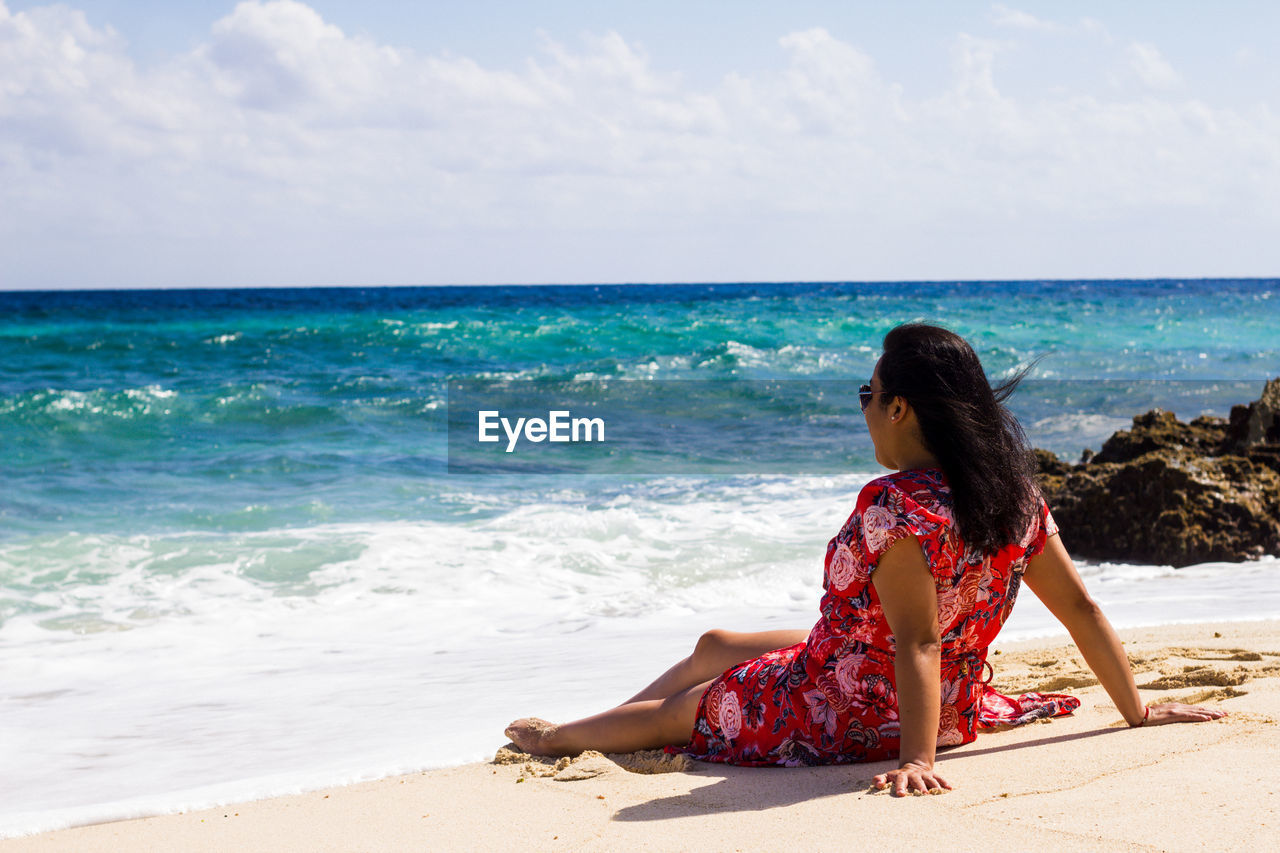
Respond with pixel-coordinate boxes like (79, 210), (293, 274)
(1023, 497), (1058, 559)
(852, 480), (930, 573)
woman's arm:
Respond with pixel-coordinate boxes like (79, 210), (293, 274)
(1022, 533), (1227, 726)
(871, 535), (952, 795)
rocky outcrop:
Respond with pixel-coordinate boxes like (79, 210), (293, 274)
(1035, 378), (1280, 567)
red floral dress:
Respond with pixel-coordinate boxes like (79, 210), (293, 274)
(681, 468), (1078, 767)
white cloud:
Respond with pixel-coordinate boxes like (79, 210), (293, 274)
(950, 34), (1007, 105)
(989, 4), (1060, 32)
(0, 1), (1277, 287)
(1128, 41), (1182, 90)
(989, 6), (1112, 43)
(1234, 46), (1259, 68)
(1080, 18), (1110, 39)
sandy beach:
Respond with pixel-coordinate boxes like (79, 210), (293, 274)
(5, 619), (1278, 852)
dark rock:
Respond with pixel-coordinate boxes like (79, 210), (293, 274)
(1035, 379), (1280, 567)
(1033, 447), (1072, 477)
(1090, 409), (1224, 464)
(1224, 377), (1280, 450)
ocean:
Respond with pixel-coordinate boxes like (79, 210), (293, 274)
(2, 280), (1279, 836)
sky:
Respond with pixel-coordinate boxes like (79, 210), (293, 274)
(1, 1), (1278, 289)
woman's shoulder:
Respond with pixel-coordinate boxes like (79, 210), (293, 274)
(854, 470), (953, 535)
(851, 469), (953, 559)
(856, 468), (948, 507)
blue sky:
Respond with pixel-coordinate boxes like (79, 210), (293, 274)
(2, 1), (1278, 289)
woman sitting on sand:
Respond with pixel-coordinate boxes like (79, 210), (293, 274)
(506, 323), (1225, 795)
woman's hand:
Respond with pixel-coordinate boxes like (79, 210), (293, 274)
(873, 760), (952, 796)
(1141, 702), (1228, 726)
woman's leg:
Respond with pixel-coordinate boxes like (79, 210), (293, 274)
(505, 678), (714, 756)
(504, 627), (808, 756)
(623, 627), (808, 703)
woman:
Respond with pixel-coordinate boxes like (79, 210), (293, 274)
(505, 323), (1226, 795)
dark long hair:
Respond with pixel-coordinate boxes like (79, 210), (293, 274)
(876, 323), (1039, 554)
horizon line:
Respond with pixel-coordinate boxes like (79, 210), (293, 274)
(2, 275), (1278, 296)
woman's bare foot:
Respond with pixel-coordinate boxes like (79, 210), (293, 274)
(504, 717), (562, 755)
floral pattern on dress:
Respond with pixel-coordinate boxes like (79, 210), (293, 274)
(680, 468), (1077, 767)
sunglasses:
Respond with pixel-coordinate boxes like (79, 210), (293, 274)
(859, 384), (881, 412)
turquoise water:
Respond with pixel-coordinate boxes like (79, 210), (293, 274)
(3, 280), (1276, 537)
(1, 279), (1278, 836)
